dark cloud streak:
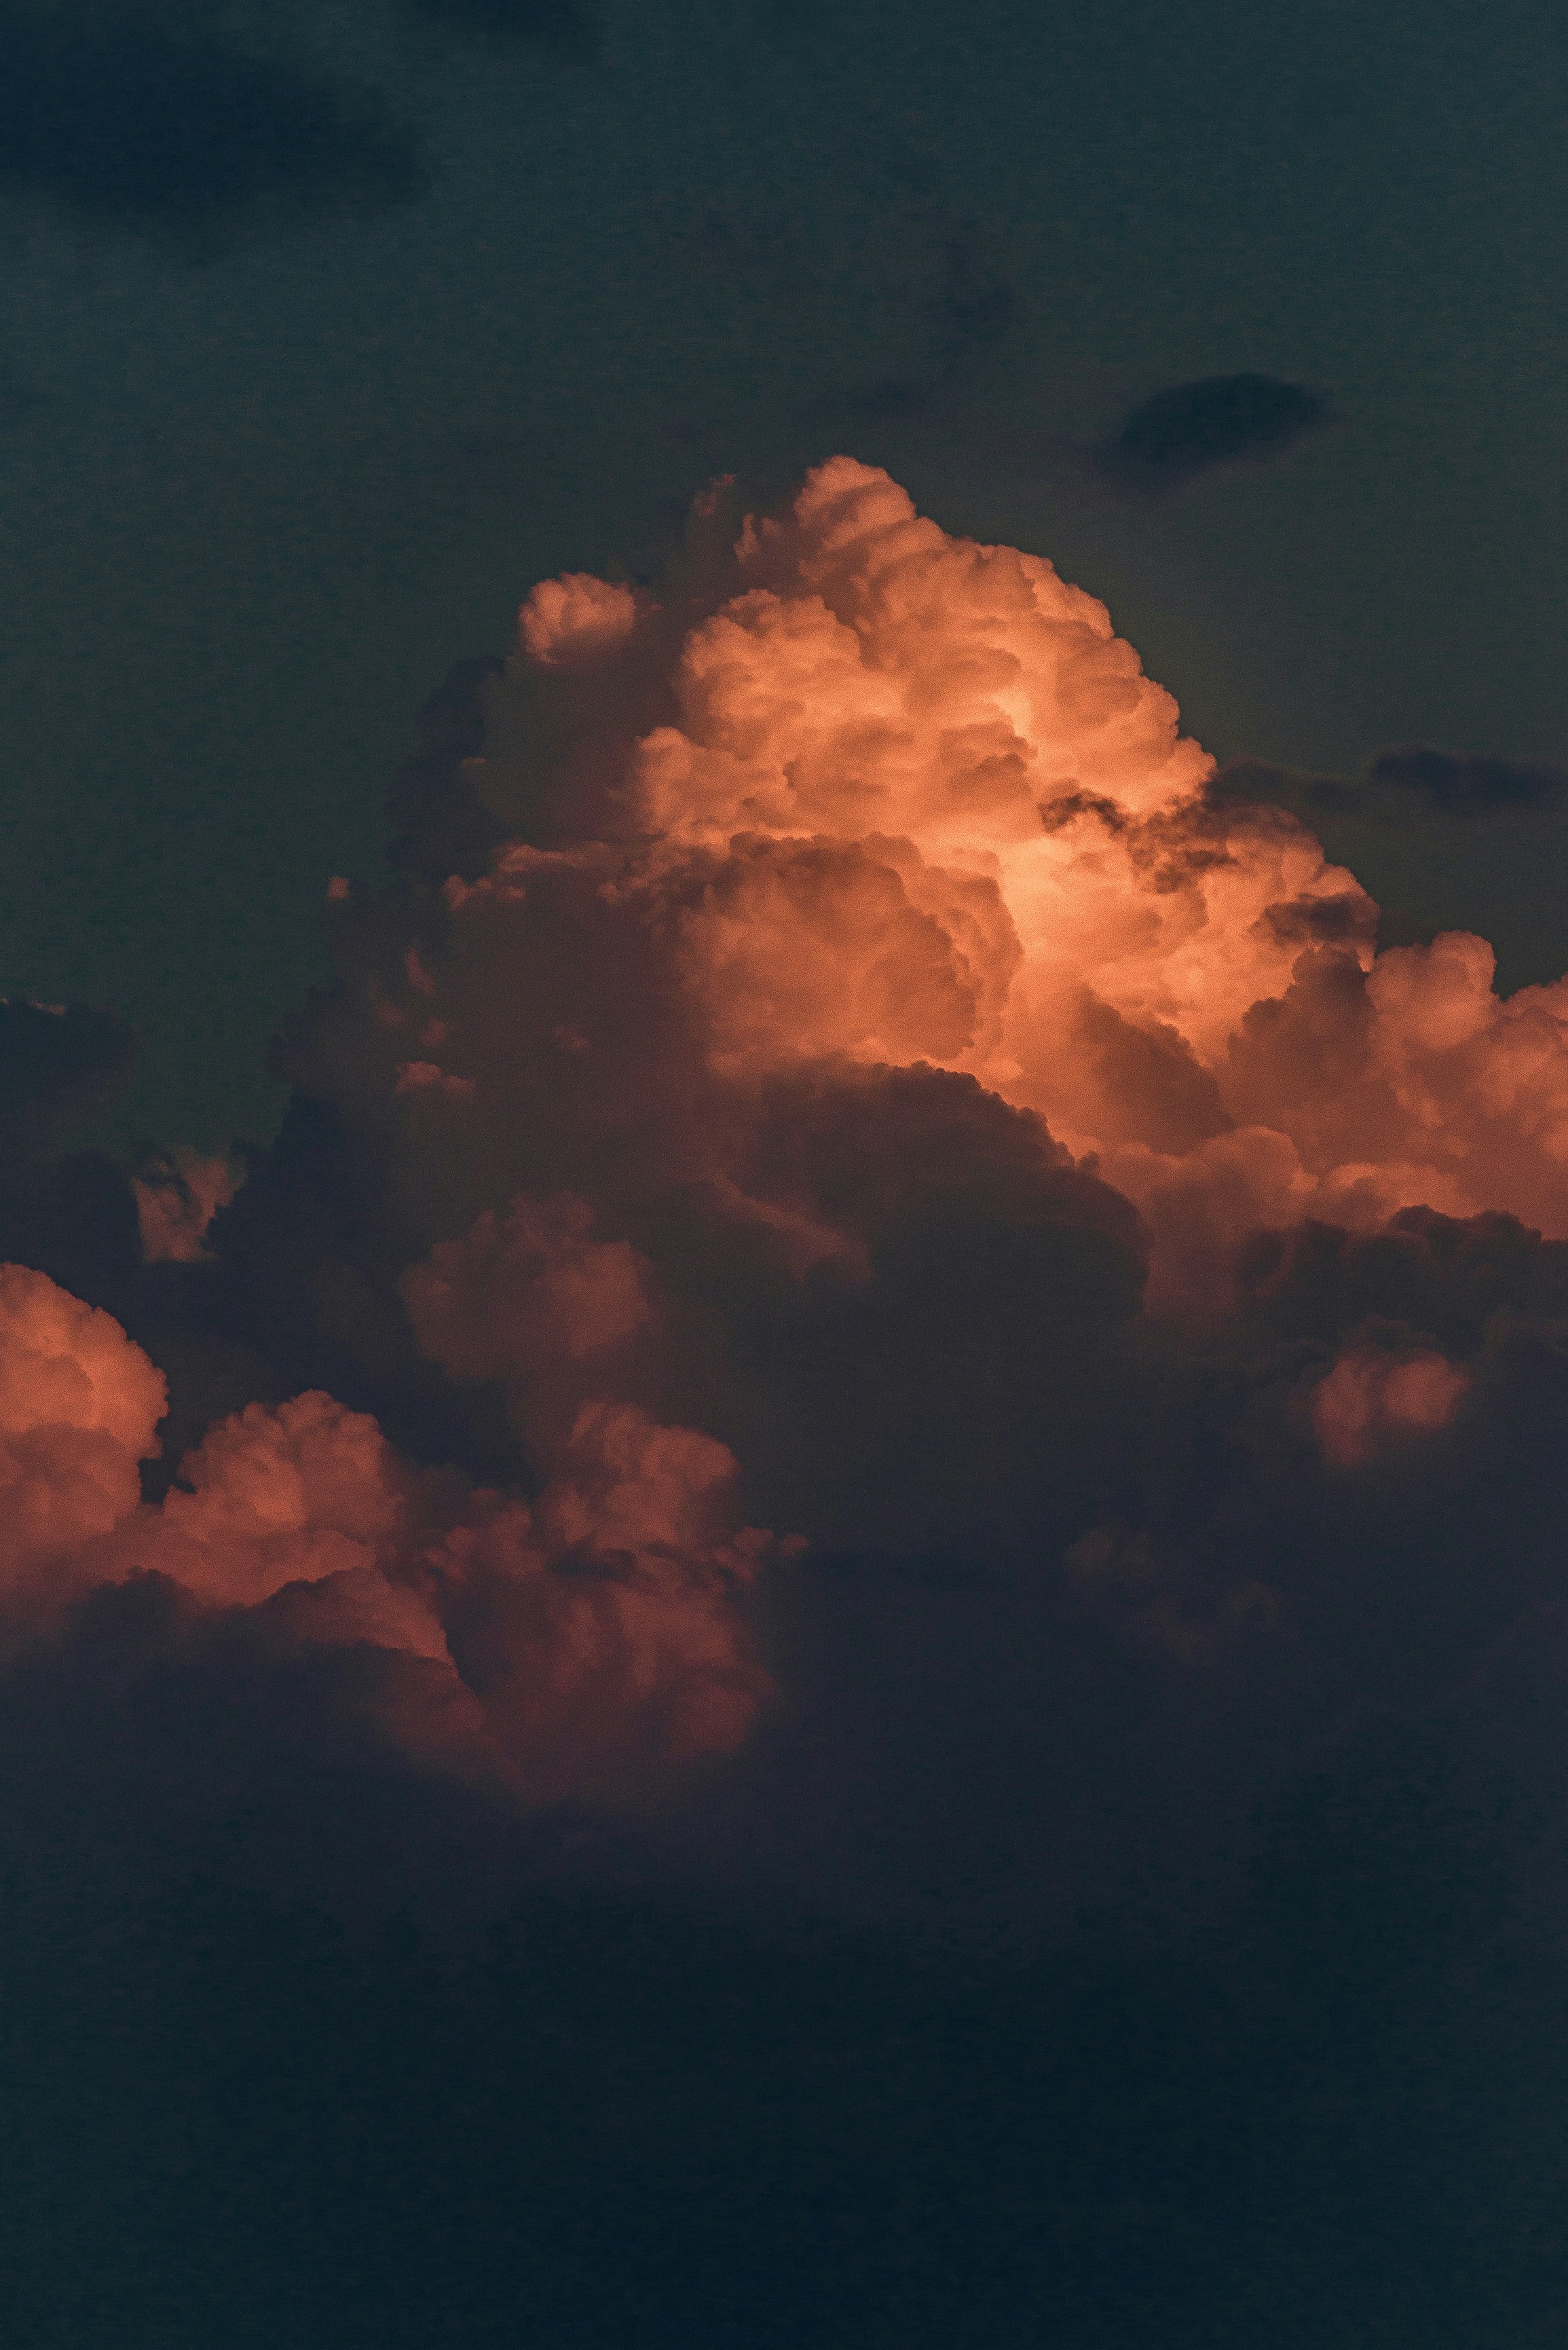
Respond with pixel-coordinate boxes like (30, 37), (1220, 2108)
(1096, 372), (1331, 496)
(1215, 746), (1568, 823)
(1368, 742), (1567, 813)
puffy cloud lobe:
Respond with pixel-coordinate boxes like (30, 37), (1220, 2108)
(1311, 1344), (1470, 1468)
(519, 574), (639, 667)
(114, 1391), (403, 1607)
(430, 1401), (772, 1794)
(0, 1264), (768, 1786)
(0, 1261), (165, 1590)
(400, 1192), (652, 1387)
(395, 1189), (777, 1775)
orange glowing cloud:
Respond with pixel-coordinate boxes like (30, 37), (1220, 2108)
(367, 455), (1567, 1308)
(0, 1260), (771, 1788)
(0, 1262), (166, 1600)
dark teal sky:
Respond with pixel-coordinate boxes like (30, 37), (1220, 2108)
(3, 0), (1567, 1145)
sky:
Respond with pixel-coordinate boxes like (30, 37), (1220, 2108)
(5, 6), (1568, 2346)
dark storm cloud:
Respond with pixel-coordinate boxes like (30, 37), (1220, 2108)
(1095, 372), (1330, 495)
(0, 3), (428, 242)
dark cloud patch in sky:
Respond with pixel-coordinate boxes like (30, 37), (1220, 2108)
(1095, 373), (1330, 496)
(1215, 748), (1568, 824)
(1212, 751), (1568, 991)
(1368, 742), (1568, 813)
(0, 4), (428, 243)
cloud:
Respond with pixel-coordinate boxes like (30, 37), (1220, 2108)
(1094, 372), (1330, 496)
(1367, 742), (1568, 812)
(5, 460), (1568, 2337)
(1311, 1339), (1470, 1466)
(0, 3), (427, 244)
(0, 1256), (773, 1796)
(133, 1147), (242, 1264)
(1218, 744), (1568, 824)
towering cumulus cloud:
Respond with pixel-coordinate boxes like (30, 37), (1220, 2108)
(13, 458), (1568, 1744)
(8, 461), (1568, 2344)
(302, 460), (1568, 1319)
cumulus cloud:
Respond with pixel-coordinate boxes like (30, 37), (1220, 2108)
(271, 460), (1568, 1336)
(1094, 372), (1330, 496)
(5, 458), (1568, 2340)
(0, 1255), (772, 1797)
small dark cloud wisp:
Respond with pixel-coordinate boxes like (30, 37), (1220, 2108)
(1214, 746), (1568, 824)
(1368, 743), (1567, 813)
(1096, 372), (1330, 496)
(0, 4), (428, 244)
